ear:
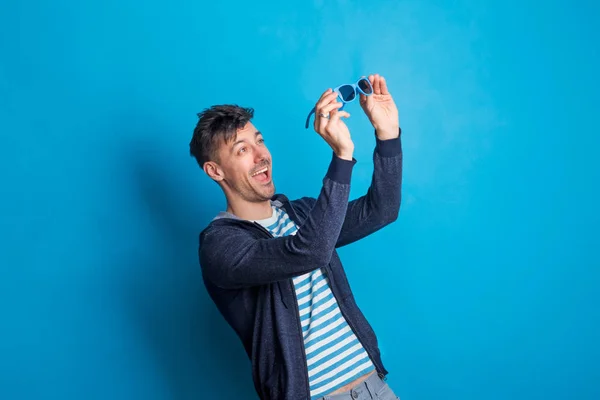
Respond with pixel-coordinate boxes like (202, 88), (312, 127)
(203, 161), (224, 182)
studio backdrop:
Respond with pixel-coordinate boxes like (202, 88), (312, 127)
(1, 1), (598, 399)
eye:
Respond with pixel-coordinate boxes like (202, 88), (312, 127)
(258, 138), (264, 144)
(238, 146), (247, 154)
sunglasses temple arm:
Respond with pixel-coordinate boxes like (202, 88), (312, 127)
(305, 106), (316, 129)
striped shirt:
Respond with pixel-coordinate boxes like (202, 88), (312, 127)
(255, 204), (375, 399)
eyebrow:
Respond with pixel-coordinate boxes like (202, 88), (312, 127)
(230, 131), (262, 153)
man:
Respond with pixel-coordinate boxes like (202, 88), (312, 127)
(189, 74), (403, 400)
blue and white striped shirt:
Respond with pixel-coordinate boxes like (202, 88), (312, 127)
(255, 204), (375, 399)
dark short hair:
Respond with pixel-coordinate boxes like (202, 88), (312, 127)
(189, 104), (255, 166)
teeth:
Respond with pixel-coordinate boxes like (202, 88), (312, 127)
(252, 167), (268, 177)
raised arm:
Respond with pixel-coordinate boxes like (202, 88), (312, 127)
(335, 73), (403, 246)
(335, 131), (402, 247)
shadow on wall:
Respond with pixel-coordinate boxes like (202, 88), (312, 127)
(117, 133), (256, 399)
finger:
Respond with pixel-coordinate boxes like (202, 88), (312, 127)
(315, 88), (334, 111)
(364, 74), (375, 104)
(316, 91), (340, 112)
(316, 112), (329, 132)
(359, 92), (367, 105)
(380, 75), (390, 95)
(316, 107), (331, 131)
(320, 101), (343, 115)
(329, 110), (350, 125)
(317, 88), (333, 102)
(363, 77), (375, 108)
(359, 75), (366, 99)
(316, 98), (340, 129)
(317, 101), (339, 122)
(320, 89), (339, 104)
(373, 74), (382, 95)
(360, 75), (372, 105)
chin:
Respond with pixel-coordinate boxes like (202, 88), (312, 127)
(263, 183), (276, 199)
(247, 174), (275, 200)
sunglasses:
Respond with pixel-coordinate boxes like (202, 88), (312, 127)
(305, 77), (373, 129)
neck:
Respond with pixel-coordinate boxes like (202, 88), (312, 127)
(226, 198), (273, 221)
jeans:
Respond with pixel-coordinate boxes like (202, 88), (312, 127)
(319, 372), (400, 400)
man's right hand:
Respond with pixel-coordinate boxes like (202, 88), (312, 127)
(312, 89), (354, 161)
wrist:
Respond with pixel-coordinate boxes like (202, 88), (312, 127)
(375, 125), (400, 140)
(336, 151), (354, 161)
(335, 144), (354, 160)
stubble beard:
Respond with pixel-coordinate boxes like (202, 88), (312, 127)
(233, 177), (275, 203)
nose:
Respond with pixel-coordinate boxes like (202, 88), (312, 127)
(254, 145), (269, 163)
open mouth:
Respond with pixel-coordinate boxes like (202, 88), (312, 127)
(251, 166), (270, 183)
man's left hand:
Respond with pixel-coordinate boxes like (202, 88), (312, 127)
(359, 74), (400, 140)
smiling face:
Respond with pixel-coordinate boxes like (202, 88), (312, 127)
(204, 121), (275, 205)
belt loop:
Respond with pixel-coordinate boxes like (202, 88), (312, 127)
(366, 372), (384, 397)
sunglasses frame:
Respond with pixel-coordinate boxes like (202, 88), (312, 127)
(305, 77), (373, 129)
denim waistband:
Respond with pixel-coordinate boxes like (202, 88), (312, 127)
(320, 372), (386, 399)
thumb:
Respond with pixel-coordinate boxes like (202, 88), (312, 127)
(359, 92), (367, 106)
(360, 93), (373, 110)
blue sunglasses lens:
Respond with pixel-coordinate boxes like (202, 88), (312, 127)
(358, 78), (372, 94)
(338, 85), (356, 102)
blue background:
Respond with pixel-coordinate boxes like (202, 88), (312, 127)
(1, 0), (599, 399)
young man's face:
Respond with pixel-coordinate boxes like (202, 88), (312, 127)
(206, 121), (275, 203)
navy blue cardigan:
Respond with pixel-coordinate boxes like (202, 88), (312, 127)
(198, 130), (403, 399)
